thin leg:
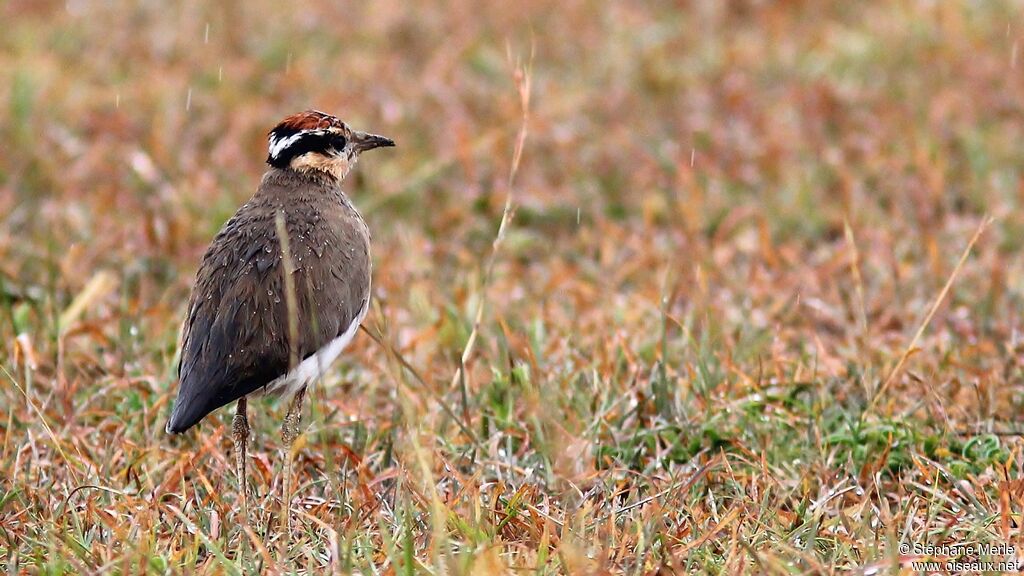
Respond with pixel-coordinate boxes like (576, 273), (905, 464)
(280, 385), (307, 540)
(232, 397), (250, 538)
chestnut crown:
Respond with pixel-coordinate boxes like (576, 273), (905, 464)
(266, 110), (394, 179)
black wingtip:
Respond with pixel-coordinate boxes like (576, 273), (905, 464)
(165, 400), (202, 434)
(165, 416), (186, 435)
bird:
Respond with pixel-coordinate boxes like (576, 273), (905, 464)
(165, 110), (394, 537)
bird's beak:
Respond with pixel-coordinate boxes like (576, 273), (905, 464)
(351, 131), (395, 152)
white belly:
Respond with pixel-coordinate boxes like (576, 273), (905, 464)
(264, 301), (368, 398)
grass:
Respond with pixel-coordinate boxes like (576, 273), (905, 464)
(3, 0), (1024, 573)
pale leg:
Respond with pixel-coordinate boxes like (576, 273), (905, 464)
(232, 397), (250, 537)
(280, 386), (306, 540)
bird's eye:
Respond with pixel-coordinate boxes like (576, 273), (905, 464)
(330, 134), (348, 152)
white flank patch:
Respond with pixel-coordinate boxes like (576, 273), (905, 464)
(264, 299), (369, 398)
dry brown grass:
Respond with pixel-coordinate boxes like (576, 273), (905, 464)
(4, 1), (1024, 574)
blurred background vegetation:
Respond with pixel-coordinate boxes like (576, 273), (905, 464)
(3, 0), (1024, 573)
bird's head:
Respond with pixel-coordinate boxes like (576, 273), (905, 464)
(266, 110), (394, 180)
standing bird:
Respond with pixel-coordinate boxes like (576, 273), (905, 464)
(165, 110), (394, 535)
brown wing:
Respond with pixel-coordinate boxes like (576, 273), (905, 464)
(166, 180), (370, 433)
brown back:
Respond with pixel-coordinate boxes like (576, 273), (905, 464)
(167, 168), (371, 432)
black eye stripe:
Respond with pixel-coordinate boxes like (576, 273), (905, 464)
(266, 130), (346, 168)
